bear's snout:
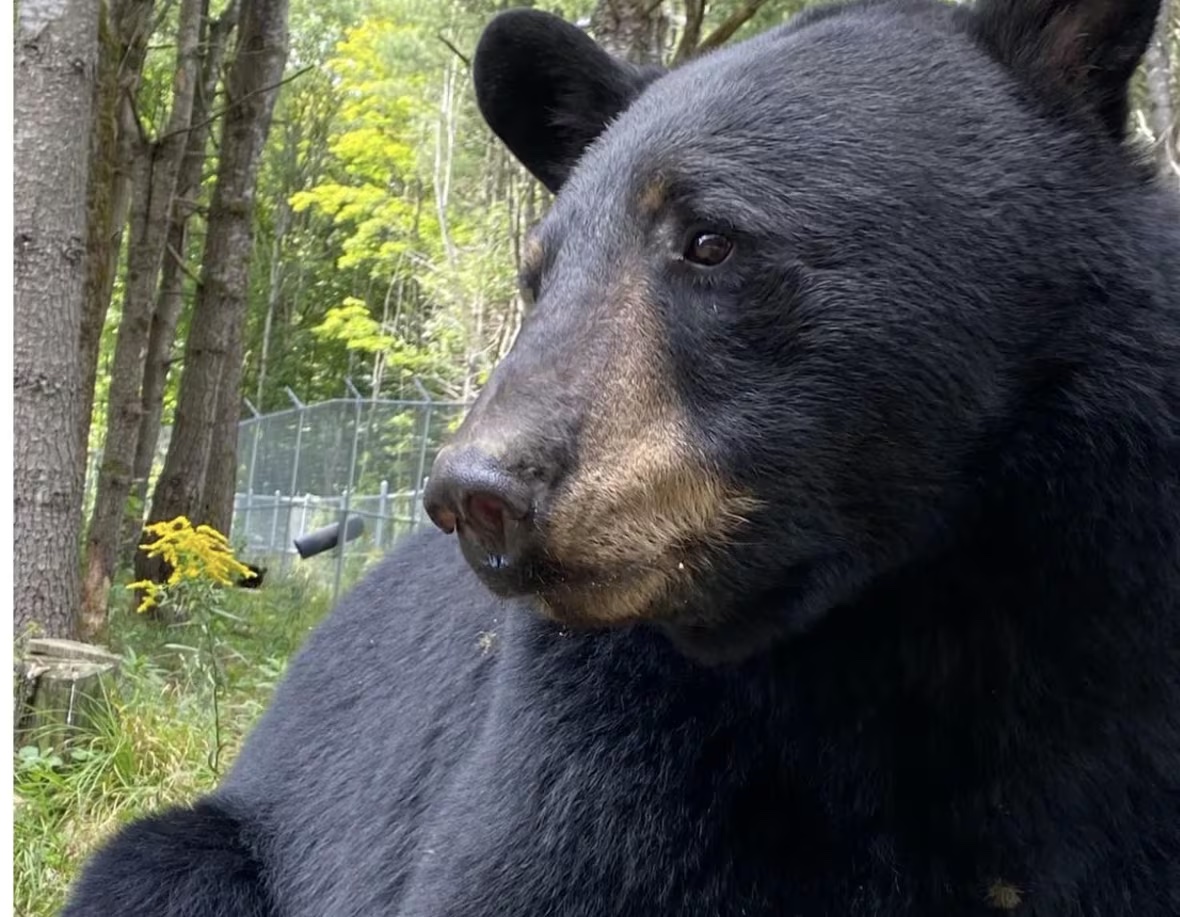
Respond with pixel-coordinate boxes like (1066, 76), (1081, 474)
(423, 443), (548, 596)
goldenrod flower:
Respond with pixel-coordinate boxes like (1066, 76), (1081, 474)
(126, 517), (255, 613)
(126, 579), (162, 613)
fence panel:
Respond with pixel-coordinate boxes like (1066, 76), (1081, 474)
(230, 396), (470, 599)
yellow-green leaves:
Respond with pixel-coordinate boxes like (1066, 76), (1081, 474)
(312, 298), (395, 353)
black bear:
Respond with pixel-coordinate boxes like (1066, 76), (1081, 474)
(63, 0), (1180, 914)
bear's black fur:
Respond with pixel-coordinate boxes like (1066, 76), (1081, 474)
(63, 0), (1180, 914)
(237, 563), (267, 588)
(60, 799), (271, 916)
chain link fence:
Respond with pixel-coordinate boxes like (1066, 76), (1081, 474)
(230, 384), (470, 600)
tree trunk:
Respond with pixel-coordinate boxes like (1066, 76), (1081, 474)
(672, 0), (705, 65)
(143, 0), (291, 568)
(201, 323), (249, 536)
(590, 0), (668, 65)
(14, 0), (101, 639)
(15, 638), (120, 751)
(79, 0), (206, 641)
(78, 0), (153, 453)
(123, 0), (241, 566)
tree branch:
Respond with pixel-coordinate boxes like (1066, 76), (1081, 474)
(167, 242), (202, 284)
(696, 0), (772, 55)
(437, 33), (470, 68)
(157, 64), (313, 143)
(672, 0), (706, 65)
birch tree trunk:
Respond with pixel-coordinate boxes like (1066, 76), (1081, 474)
(79, 0), (206, 640)
(144, 0), (291, 559)
(14, 0), (100, 638)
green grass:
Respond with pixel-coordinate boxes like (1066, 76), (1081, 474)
(13, 569), (336, 917)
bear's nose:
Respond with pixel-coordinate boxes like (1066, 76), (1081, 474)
(422, 446), (535, 556)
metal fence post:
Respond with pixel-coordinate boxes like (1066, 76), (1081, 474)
(334, 378), (364, 602)
(280, 387), (305, 572)
(241, 398), (263, 548)
(411, 378), (434, 529)
(270, 490), (281, 552)
(376, 479), (389, 549)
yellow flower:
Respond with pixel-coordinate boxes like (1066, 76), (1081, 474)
(125, 516), (255, 611)
(196, 525), (229, 544)
(126, 579), (161, 614)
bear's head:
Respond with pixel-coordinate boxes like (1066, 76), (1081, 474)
(423, 0), (1168, 662)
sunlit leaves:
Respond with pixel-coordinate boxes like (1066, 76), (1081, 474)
(312, 298), (396, 353)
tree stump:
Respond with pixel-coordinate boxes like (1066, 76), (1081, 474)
(14, 638), (120, 750)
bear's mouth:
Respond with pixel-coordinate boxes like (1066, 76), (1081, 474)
(455, 528), (551, 598)
(456, 530), (607, 606)
(456, 522), (697, 629)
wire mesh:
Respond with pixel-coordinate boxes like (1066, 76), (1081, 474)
(230, 394), (470, 599)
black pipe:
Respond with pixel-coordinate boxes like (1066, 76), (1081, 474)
(294, 516), (365, 559)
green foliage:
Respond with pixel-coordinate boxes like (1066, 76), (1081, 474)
(313, 297), (397, 352)
(242, 0), (549, 407)
(13, 574), (334, 917)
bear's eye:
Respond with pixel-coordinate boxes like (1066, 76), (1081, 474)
(683, 231), (734, 267)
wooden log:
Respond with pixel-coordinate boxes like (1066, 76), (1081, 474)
(26, 637), (121, 664)
(14, 638), (120, 750)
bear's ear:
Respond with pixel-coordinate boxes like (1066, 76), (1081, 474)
(971, 0), (1162, 138)
(473, 9), (661, 193)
